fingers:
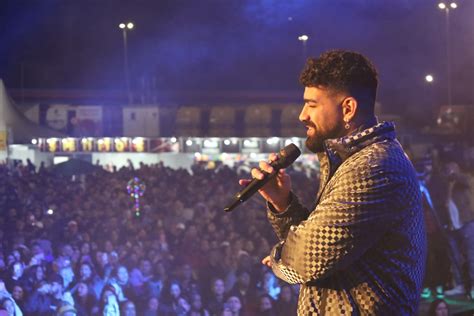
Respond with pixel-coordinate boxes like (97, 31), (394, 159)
(248, 151), (282, 181)
(251, 168), (266, 180)
(261, 255), (272, 268)
(238, 179), (251, 186)
(258, 161), (274, 174)
(268, 153), (278, 162)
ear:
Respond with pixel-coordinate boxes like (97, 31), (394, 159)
(341, 97), (357, 122)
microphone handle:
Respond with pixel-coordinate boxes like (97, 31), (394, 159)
(224, 170), (275, 212)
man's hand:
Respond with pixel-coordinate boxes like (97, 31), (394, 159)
(238, 153), (292, 212)
(262, 256), (272, 268)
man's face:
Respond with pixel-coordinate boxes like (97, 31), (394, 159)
(260, 296), (272, 311)
(148, 298), (159, 311)
(300, 86), (346, 153)
(80, 264), (92, 279)
(227, 296), (242, 312)
(212, 279), (225, 296)
(140, 260), (152, 275)
(12, 286), (24, 300)
(77, 283), (88, 297)
(117, 266), (129, 283)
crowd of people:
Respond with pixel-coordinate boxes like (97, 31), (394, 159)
(0, 158), (318, 316)
(0, 142), (472, 316)
(417, 145), (474, 304)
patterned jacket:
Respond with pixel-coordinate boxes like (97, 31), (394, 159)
(268, 121), (426, 315)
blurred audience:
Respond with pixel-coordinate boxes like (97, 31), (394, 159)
(0, 144), (472, 315)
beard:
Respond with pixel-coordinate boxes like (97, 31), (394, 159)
(305, 121), (345, 153)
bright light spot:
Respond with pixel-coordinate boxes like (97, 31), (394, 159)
(231, 139), (238, 145)
(437, 117), (442, 125)
(47, 209), (54, 215)
(119, 23), (126, 29)
(170, 137), (177, 143)
(132, 137), (143, 144)
(425, 74), (434, 83)
(224, 139), (231, 146)
(285, 139), (293, 146)
(244, 140), (251, 146)
(450, 2), (457, 9)
(31, 139), (38, 145)
(186, 140), (193, 146)
(266, 137), (280, 145)
(298, 35), (309, 41)
(194, 152), (201, 159)
(98, 139), (104, 145)
(438, 2), (446, 9)
(127, 22), (134, 29)
(204, 139), (218, 148)
(250, 153), (256, 158)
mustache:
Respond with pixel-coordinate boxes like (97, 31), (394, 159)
(302, 120), (316, 129)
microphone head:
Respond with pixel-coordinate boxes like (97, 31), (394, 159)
(275, 143), (301, 169)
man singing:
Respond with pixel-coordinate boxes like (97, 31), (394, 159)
(242, 50), (426, 315)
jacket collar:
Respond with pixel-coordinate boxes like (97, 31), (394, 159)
(322, 121), (396, 164)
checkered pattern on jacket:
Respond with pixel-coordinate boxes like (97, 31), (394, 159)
(268, 121), (426, 315)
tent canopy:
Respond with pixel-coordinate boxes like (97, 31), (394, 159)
(0, 79), (65, 144)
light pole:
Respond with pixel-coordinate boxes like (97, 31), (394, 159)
(298, 35), (309, 60)
(119, 22), (134, 104)
(438, 2), (457, 107)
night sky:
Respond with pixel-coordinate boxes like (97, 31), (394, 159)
(0, 0), (473, 120)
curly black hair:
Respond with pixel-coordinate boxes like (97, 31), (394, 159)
(300, 50), (378, 113)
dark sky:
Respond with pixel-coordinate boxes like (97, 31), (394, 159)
(0, 0), (473, 118)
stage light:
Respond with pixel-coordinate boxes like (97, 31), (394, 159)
(266, 137), (280, 145)
(186, 140), (193, 146)
(47, 209), (54, 215)
(450, 2), (457, 9)
(438, 2), (446, 9)
(119, 23), (126, 29)
(224, 139), (231, 146)
(127, 22), (134, 29)
(170, 137), (177, 143)
(132, 137), (143, 144)
(298, 35), (309, 41)
(425, 74), (434, 83)
(31, 139), (38, 145)
(203, 139), (218, 148)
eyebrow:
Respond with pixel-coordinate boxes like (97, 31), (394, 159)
(304, 99), (317, 103)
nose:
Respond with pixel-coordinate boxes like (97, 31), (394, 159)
(299, 104), (309, 123)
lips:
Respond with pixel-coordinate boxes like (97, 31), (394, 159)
(306, 126), (315, 136)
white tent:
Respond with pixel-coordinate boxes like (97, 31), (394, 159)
(0, 79), (65, 160)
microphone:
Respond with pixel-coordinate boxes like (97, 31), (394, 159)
(224, 143), (301, 212)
